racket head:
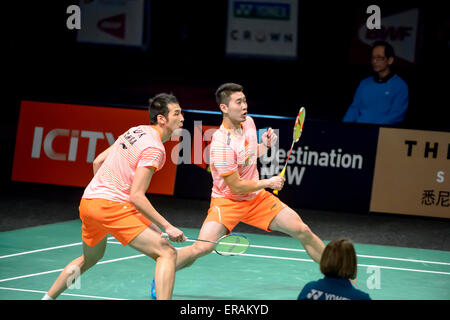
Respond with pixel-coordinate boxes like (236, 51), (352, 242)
(214, 233), (250, 256)
(293, 107), (306, 142)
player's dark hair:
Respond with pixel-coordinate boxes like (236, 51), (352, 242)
(372, 40), (395, 59)
(215, 83), (244, 106)
(148, 93), (178, 125)
(320, 238), (357, 280)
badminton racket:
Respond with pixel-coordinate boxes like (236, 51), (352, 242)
(161, 233), (250, 256)
(274, 107), (306, 195)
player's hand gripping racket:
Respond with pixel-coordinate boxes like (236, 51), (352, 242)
(273, 107), (306, 195)
(161, 233), (250, 256)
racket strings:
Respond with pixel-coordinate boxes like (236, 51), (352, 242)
(293, 108), (305, 142)
(215, 235), (250, 256)
(185, 238), (306, 252)
(274, 107), (305, 195)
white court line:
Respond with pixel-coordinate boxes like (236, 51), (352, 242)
(110, 238), (450, 266)
(0, 237), (119, 260)
(0, 267), (66, 283)
(356, 254), (450, 266)
(21, 241), (450, 276)
(248, 243), (306, 252)
(238, 253), (450, 276)
(1, 241), (449, 286)
(3, 239), (449, 266)
(357, 263), (450, 276)
(0, 242), (82, 259)
(0, 236), (117, 260)
(103, 243), (450, 275)
(0, 254), (144, 283)
(240, 253), (314, 263)
(0, 286), (127, 300)
(234, 243), (450, 266)
(3, 238), (450, 269)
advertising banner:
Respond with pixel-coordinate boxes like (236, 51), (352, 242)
(370, 128), (450, 218)
(352, 8), (420, 65)
(226, 0), (299, 59)
(77, 0), (147, 47)
(12, 101), (178, 195)
(258, 120), (379, 212)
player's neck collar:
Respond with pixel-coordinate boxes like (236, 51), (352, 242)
(222, 120), (244, 137)
(149, 125), (163, 141)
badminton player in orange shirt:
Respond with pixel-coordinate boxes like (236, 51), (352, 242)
(174, 83), (325, 272)
(42, 93), (186, 300)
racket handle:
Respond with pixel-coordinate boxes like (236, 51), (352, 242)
(161, 233), (203, 244)
(279, 166), (287, 178)
(273, 167), (287, 195)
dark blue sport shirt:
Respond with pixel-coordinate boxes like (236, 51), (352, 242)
(297, 276), (371, 300)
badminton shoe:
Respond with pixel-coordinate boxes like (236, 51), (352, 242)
(151, 279), (156, 300)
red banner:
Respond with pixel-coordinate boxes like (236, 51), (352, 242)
(12, 101), (178, 195)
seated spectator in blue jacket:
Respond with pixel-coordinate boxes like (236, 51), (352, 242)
(343, 41), (409, 125)
(298, 238), (371, 300)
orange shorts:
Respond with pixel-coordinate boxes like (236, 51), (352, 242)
(79, 198), (152, 247)
(204, 190), (288, 233)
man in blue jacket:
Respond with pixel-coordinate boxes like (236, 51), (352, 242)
(343, 41), (409, 125)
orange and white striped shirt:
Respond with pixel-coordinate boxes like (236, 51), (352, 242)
(210, 116), (259, 201)
(83, 125), (165, 203)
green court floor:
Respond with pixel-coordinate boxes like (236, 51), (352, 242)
(0, 220), (449, 300)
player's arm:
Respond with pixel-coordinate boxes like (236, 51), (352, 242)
(257, 127), (277, 158)
(257, 143), (269, 158)
(129, 166), (185, 242)
(223, 171), (285, 194)
(93, 145), (113, 175)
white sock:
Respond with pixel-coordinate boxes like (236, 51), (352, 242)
(42, 294), (54, 300)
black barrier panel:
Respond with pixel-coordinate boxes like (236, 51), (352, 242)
(173, 111), (223, 202)
(262, 120), (379, 213)
(174, 111), (379, 213)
